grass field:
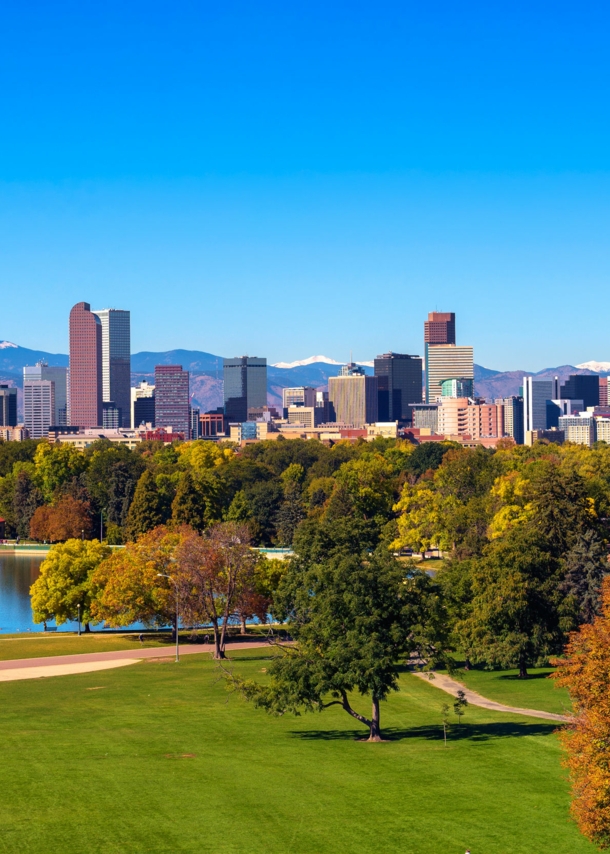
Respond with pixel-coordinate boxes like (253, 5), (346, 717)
(0, 633), (172, 660)
(0, 648), (593, 854)
(445, 666), (572, 716)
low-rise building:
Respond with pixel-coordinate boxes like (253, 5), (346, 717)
(558, 414), (596, 447)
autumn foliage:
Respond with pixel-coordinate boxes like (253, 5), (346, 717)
(554, 575), (610, 848)
(29, 496), (93, 542)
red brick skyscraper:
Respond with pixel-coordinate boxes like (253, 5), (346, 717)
(424, 311), (456, 345)
(69, 302), (103, 427)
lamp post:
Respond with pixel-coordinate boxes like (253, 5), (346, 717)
(77, 604), (81, 637)
(100, 510), (105, 542)
(157, 573), (179, 662)
(81, 529), (84, 541)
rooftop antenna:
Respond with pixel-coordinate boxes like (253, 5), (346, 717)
(350, 349), (353, 365)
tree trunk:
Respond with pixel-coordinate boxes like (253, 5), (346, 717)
(212, 618), (225, 660)
(84, 622), (91, 633)
(518, 654), (528, 679)
(368, 696), (382, 742)
(240, 615), (247, 635)
(464, 658), (472, 671)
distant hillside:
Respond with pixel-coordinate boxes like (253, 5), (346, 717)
(473, 364), (599, 400)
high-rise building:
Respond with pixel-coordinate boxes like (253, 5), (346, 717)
(0, 386), (18, 427)
(424, 312), (456, 345)
(131, 381), (155, 428)
(328, 365), (378, 427)
(282, 387), (317, 411)
(23, 381), (54, 439)
(23, 363), (68, 437)
(411, 403), (439, 431)
(560, 375), (599, 409)
(92, 309), (131, 427)
(497, 396), (524, 445)
(523, 376), (559, 434)
(69, 302), (103, 428)
(102, 402), (122, 429)
(374, 353), (422, 423)
(190, 407), (201, 440)
(600, 377), (608, 406)
(425, 345), (474, 403)
(223, 357), (267, 423)
(154, 365), (190, 437)
(559, 414), (596, 447)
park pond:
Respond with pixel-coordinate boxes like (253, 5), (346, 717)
(0, 553), (144, 634)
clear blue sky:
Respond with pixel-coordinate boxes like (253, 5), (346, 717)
(1, 1), (609, 370)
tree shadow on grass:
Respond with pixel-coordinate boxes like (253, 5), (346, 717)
(291, 721), (558, 742)
(496, 672), (552, 681)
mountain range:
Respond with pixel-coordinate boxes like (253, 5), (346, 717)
(0, 342), (606, 415)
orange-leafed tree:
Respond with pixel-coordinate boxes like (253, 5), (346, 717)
(29, 496), (93, 542)
(554, 575), (610, 848)
(90, 525), (182, 630)
(176, 522), (258, 659)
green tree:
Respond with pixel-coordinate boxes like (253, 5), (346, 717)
(230, 551), (451, 740)
(560, 529), (608, 625)
(459, 526), (564, 677)
(125, 470), (165, 541)
(30, 539), (111, 629)
(171, 470), (209, 531)
(13, 471), (44, 538)
(225, 489), (254, 523)
(33, 442), (88, 502)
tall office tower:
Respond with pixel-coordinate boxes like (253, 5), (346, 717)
(0, 386), (17, 427)
(282, 387), (317, 411)
(328, 366), (378, 427)
(154, 365), (190, 436)
(131, 381), (155, 427)
(425, 345), (474, 403)
(523, 376), (559, 434)
(23, 363), (68, 436)
(190, 406), (201, 440)
(69, 302), (103, 427)
(600, 377), (608, 406)
(374, 353), (422, 423)
(560, 374), (600, 409)
(102, 402), (121, 429)
(424, 312), (456, 345)
(223, 357), (267, 423)
(498, 396), (524, 445)
(92, 309), (131, 427)
(23, 381), (54, 439)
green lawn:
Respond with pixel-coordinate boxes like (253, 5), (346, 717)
(0, 633), (171, 660)
(445, 666), (572, 716)
(0, 648), (593, 854)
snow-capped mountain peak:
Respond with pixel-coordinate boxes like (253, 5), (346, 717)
(0, 341), (18, 349)
(272, 355), (344, 369)
(576, 360), (610, 373)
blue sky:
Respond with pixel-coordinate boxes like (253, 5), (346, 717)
(1, 1), (609, 370)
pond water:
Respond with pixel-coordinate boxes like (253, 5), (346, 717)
(0, 554), (112, 634)
(0, 554), (50, 633)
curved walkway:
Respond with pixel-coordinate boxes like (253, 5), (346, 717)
(412, 671), (569, 722)
(0, 640), (274, 682)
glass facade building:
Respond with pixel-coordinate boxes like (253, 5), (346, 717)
(374, 352), (422, 423)
(223, 357), (267, 423)
(23, 362), (68, 436)
(93, 309), (131, 428)
(154, 365), (190, 437)
(0, 385), (17, 427)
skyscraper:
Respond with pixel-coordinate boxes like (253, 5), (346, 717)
(0, 386), (17, 427)
(374, 353), (422, 423)
(498, 396), (524, 445)
(131, 380), (155, 427)
(69, 302), (103, 427)
(154, 365), (190, 437)
(425, 345), (474, 403)
(424, 312), (455, 345)
(560, 375), (599, 409)
(92, 309), (131, 427)
(523, 376), (559, 434)
(23, 363), (68, 437)
(223, 357), (267, 423)
(328, 364), (378, 426)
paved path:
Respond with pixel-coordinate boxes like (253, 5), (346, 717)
(412, 671), (569, 722)
(0, 640), (274, 682)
